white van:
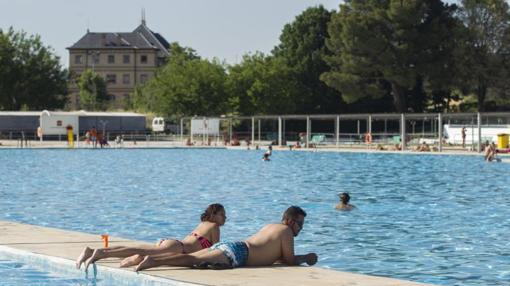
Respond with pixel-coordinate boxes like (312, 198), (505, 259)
(152, 117), (165, 132)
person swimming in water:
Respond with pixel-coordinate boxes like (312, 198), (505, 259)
(335, 192), (355, 211)
(76, 203), (226, 271)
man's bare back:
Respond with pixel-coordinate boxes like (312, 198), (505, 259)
(245, 223), (293, 266)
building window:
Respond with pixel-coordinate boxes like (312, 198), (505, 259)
(140, 55), (148, 64)
(108, 55), (115, 64)
(106, 74), (117, 84)
(123, 74), (130, 84)
(140, 74), (148, 83)
(74, 55), (82, 64)
(56, 120), (63, 127)
(123, 55), (130, 64)
(93, 55), (100, 64)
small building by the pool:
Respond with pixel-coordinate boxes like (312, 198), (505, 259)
(0, 110), (146, 137)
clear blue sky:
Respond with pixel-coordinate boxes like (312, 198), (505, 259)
(1, 0), (459, 68)
(0, 0), (343, 67)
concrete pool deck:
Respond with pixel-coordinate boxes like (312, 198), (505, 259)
(1, 138), (507, 158)
(0, 220), (434, 286)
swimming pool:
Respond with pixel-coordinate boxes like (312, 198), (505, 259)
(0, 149), (509, 285)
(0, 245), (182, 286)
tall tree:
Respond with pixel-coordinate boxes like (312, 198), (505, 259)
(272, 5), (344, 114)
(0, 28), (67, 110)
(458, 0), (510, 111)
(132, 43), (228, 117)
(227, 53), (300, 115)
(76, 69), (108, 110)
(322, 0), (459, 113)
(415, 0), (463, 112)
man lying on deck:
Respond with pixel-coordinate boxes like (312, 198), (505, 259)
(134, 206), (318, 271)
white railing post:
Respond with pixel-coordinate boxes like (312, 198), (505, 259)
(251, 117), (255, 144)
(335, 116), (339, 147)
(477, 112), (482, 152)
(438, 113), (442, 152)
(401, 113), (406, 151)
(306, 116), (310, 148)
(278, 116), (282, 147)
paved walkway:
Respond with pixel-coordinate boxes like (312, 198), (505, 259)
(0, 138), (501, 157)
(0, 220), (433, 286)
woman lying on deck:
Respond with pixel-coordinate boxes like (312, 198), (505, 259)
(76, 203), (226, 271)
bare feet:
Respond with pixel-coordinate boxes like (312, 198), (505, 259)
(120, 254), (144, 267)
(134, 256), (155, 272)
(76, 247), (93, 269)
(84, 249), (106, 271)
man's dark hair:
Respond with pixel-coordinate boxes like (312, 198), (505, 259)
(340, 192), (350, 204)
(282, 206), (307, 221)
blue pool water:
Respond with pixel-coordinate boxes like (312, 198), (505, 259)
(0, 257), (90, 286)
(0, 246), (175, 286)
(0, 149), (509, 286)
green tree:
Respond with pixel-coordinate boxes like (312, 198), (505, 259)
(76, 69), (108, 110)
(272, 6), (344, 113)
(0, 27), (67, 110)
(458, 0), (510, 111)
(227, 53), (300, 115)
(322, 0), (459, 113)
(133, 43), (228, 117)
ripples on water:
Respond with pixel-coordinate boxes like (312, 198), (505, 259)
(0, 149), (509, 286)
(0, 259), (91, 285)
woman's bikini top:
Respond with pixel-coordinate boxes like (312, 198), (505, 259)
(190, 232), (213, 249)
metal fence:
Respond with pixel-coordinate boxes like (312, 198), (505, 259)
(179, 113), (510, 152)
(2, 112), (509, 151)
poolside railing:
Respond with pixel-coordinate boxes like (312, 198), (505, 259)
(2, 112), (510, 152)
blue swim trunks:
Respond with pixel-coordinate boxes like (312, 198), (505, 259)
(210, 241), (249, 267)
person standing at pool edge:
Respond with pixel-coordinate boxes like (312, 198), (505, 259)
(90, 126), (98, 148)
(461, 126), (467, 148)
(336, 192), (355, 211)
(134, 206), (317, 271)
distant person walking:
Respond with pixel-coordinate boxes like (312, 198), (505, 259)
(336, 193), (355, 211)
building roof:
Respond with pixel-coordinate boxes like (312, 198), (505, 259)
(42, 110), (146, 117)
(0, 111), (145, 117)
(132, 23), (170, 57)
(68, 22), (170, 58)
(0, 111), (41, 116)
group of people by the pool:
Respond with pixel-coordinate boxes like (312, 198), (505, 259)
(76, 197), (355, 272)
(76, 205), (318, 272)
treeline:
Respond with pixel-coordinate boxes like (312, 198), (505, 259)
(1, 0), (509, 115)
(0, 28), (67, 110)
(131, 0), (510, 118)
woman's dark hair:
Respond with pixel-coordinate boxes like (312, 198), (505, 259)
(200, 203), (225, 222)
(282, 206), (307, 221)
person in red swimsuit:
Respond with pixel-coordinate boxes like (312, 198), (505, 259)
(76, 203), (226, 271)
